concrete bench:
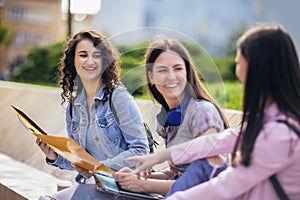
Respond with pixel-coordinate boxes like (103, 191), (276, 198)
(0, 81), (242, 199)
(0, 153), (63, 200)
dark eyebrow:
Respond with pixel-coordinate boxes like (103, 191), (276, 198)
(155, 64), (167, 68)
(78, 50), (87, 54)
(77, 50), (101, 55)
(173, 63), (184, 67)
(155, 62), (183, 67)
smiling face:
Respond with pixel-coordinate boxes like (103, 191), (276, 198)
(148, 50), (187, 108)
(74, 39), (102, 84)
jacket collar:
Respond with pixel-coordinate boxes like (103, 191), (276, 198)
(73, 84), (106, 106)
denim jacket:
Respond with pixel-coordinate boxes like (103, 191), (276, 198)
(47, 84), (149, 172)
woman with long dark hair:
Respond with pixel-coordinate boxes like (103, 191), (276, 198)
(128, 23), (300, 200)
(112, 38), (229, 197)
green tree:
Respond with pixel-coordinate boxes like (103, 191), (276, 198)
(225, 23), (249, 57)
(10, 40), (242, 109)
(0, 16), (14, 75)
(11, 41), (64, 85)
(0, 16), (13, 46)
(118, 45), (147, 95)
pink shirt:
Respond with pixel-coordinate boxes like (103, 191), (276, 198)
(169, 103), (300, 200)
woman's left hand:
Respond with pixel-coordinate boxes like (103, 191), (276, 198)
(113, 167), (145, 192)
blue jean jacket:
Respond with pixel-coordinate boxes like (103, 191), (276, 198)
(47, 84), (149, 173)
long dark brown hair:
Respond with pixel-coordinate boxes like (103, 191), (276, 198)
(57, 29), (121, 105)
(144, 38), (229, 129)
(232, 23), (300, 166)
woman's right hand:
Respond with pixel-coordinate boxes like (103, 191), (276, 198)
(36, 138), (57, 161)
(126, 148), (171, 174)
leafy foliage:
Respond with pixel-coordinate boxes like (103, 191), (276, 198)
(207, 81), (243, 110)
(0, 17), (14, 46)
(11, 42), (65, 85)
(119, 46), (147, 95)
(10, 40), (242, 109)
(225, 23), (249, 57)
(213, 57), (236, 81)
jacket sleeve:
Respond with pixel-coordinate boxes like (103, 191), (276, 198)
(167, 122), (299, 200)
(46, 102), (74, 170)
(102, 87), (149, 170)
(171, 127), (239, 165)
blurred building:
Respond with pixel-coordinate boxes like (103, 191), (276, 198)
(0, 0), (66, 79)
(1, 0), (299, 79)
(92, 0), (258, 57)
(143, 0), (256, 57)
(93, 0), (300, 57)
(258, 0), (300, 54)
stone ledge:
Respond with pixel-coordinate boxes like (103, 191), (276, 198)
(0, 153), (62, 200)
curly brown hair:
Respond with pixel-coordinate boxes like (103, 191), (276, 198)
(58, 29), (121, 105)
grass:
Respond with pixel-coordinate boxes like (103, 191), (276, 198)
(207, 81), (243, 110)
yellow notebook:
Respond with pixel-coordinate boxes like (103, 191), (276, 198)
(12, 105), (163, 199)
(11, 105), (113, 176)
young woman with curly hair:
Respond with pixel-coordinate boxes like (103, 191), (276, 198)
(37, 29), (149, 199)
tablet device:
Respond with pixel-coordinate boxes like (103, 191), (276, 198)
(94, 172), (163, 200)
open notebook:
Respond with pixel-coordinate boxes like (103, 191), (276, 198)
(11, 105), (163, 199)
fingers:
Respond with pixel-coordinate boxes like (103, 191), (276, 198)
(135, 164), (153, 175)
(37, 141), (50, 151)
(116, 175), (143, 193)
(126, 156), (147, 173)
(118, 167), (132, 173)
(113, 167), (133, 180)
(114, 167), (133, 178)
(36, 138), (48, 149)
(73, 165), (93, 178)
(115, 167), (150, 180)
(142, 171), (152, 180)
(114, 168), (136, 182)
(35, 138), (42, 146)
(125, 156), (139, 162)
(35, 138), (58, 161)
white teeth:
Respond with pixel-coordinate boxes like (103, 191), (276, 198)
(83, 66), (96, 71)
(166, 84), (177, 88)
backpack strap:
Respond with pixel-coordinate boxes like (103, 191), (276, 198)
(269, 119), (300, 200)
(109, 88), (119, 124)
(276, 119), (300, 137)
(69, 100), (73, 119)
(108, 88), (158, 153)
(270, 175), (289, 200)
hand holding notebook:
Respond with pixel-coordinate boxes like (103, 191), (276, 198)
(11, 105), (113, 176)
(11, 105), (163, 199)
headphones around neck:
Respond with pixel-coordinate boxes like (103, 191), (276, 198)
(166, 105), (183, 126)
(160, 95), (191, 126)
(158, 96), (190, 127)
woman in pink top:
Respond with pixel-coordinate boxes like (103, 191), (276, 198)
(127, 23), (300, 200)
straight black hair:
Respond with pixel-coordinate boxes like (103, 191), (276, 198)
(232, 23), (300, 166)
